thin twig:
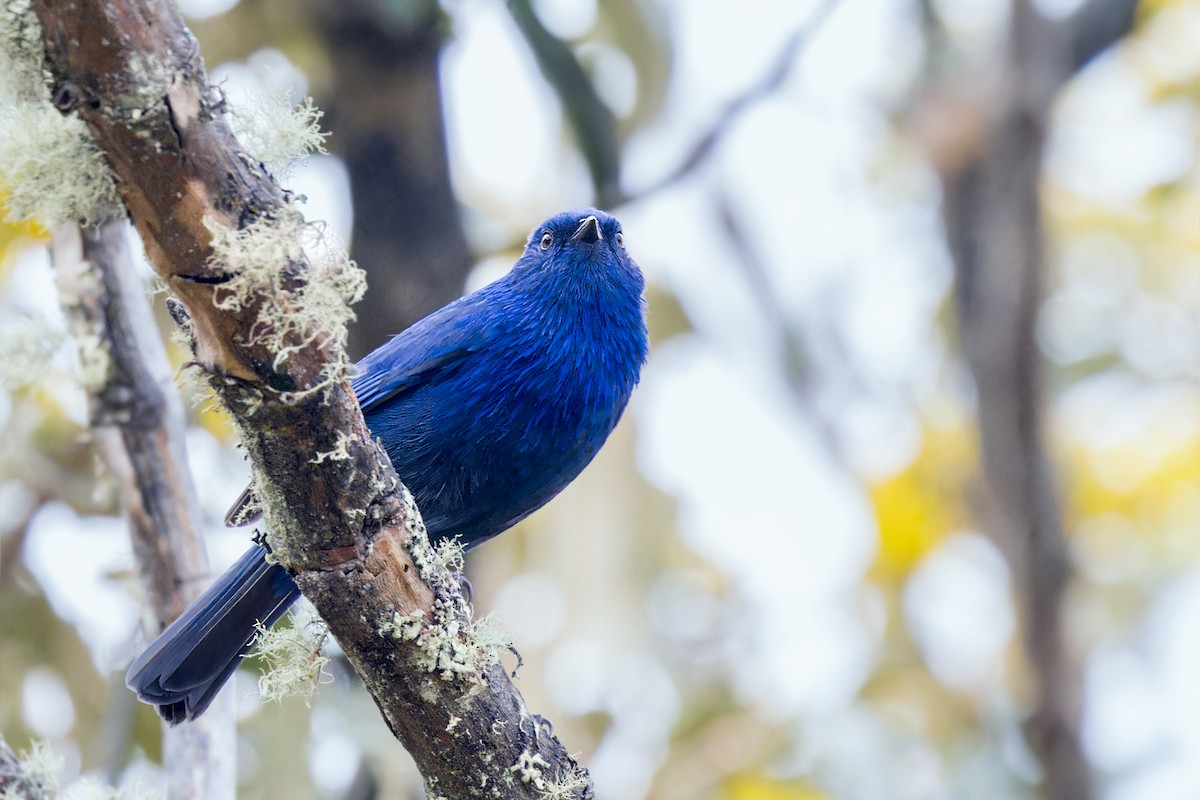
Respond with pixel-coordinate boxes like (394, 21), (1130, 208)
(933, 0), (1138, 797)
(713, 191), (847, 464)
(623, 0), (839, 204)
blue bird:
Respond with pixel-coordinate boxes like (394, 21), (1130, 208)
(126, 209), (648, 723)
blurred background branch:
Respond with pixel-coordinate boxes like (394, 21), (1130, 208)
(623, 0), (838, 205)
(507, 0), (623, 208)
(51, 218), (234, 800)
(932, 0), (1140, 797)
(304, 0), (474, 358)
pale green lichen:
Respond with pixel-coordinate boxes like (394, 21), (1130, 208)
(253, 606), (331, 705)
(435, 537), (465, 574)
(379, 608), (426, 642)
(74, 333), (112, 391)
(536, 769), (590, 800)
(379, 608), (507, 681)
(0, 315), (63, 390)
(4, 739), (62, 797)
(0, 104), (120, 227)
(505, 751), (588, 799)
(116, 53), (173, 119)
(510, 751), (550, 788)
(228, 91), (327, 176)
(205, 208), (366, 400)
(0, 1), (120, 228)
(0, 0), (49, 103)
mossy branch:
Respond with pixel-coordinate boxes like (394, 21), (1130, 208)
(19, 0), (589, 795)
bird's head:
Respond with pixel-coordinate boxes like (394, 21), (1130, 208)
(517, 209), (642, 291)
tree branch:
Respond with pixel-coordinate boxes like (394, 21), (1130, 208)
(506, 0), (623, 208)
(1065, 0), (1139, 73)
(51, 218), (235, 800)
(306, 0), (475, 358)
(622, 0), (838, 204)
(27, 0), (588, 795)
(935, 1), (1138, 797)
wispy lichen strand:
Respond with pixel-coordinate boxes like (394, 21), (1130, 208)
(0, 1), (120, 227)
(205, 208), (366, 397)
(253, 606), (331, 705)
(0, 104), (120, 227)
(227, 91), (328, 176)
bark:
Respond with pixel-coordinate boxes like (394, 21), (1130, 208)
(51, 219), (235, 800)
(29, 0), (588, 796)
(935, 0), (1137, 797)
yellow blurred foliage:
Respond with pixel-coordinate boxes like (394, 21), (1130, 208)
(0, 211), (49, 268)
(720, 775), (830, 800)
(195, 402), (238, 441)
(1061, 434), (1200, 538)
(868, 423), (976, 582)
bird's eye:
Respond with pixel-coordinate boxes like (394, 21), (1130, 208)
(540, 232), (553, 250)
(615, 232), (624, 248)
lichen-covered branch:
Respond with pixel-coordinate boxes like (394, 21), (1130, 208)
(50, 218), (235, 800)
(24, 0), (588, 795)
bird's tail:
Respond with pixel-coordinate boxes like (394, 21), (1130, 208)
(125, 544), (300, 724)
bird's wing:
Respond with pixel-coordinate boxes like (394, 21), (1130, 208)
(352, 341), (480, 412)
(224, 293), (499, 528)
(350, 300), (496, 412)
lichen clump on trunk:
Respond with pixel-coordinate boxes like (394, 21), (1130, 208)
(204, 207), (366, 399)
(0, 0), (119, 228)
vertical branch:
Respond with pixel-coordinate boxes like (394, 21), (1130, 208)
(52, 219), (235, 800)
(935, 0), (1137, 797)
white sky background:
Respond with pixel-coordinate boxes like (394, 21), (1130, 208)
(8, 0), (1200, 797)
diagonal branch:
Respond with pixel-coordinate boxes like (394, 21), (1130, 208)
(623, 0), (838, 204)
(1065, 0), (1140, 73)
(506, 0), (623, 208)
(26, 0), (589, 796)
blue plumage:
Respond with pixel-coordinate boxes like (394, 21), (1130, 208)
(126, 210), (648, 722)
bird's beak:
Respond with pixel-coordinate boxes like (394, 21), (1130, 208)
(571, 215), (603, 243)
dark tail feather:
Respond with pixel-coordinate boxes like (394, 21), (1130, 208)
(126, 544), (300, 724)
